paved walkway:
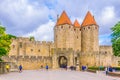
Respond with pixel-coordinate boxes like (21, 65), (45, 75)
(0, 70), (120, 80)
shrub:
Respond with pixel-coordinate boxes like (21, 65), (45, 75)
(88, 66), (105, 71)
(112, 67), (120, 71)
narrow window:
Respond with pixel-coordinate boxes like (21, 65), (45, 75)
(84, 28), (85, 30)
(38, 49), (40, 52)
(88, 27), (90, 29)
(13, 45), (15, 48)
(105, 51), (107, 54)
(77, 36), (78, 39)
(118, 61), (120, 66)
(61, 26), (63, 28)
(31, 49), (33, 52)
(95, 27), (97, 29)
(19, 42), (22, 48)
(69, 26), (71, 28)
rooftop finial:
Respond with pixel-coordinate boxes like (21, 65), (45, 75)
(57, 14), (59, 21)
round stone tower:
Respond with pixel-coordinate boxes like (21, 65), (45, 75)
(54, 11), (74, 49)
(73, 19), (81, 51)
(80, 11), (99, 66)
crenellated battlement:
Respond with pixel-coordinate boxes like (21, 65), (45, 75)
(2, 55), (52, 62)
(53, 48), (74, 52)
(15, 37), (30, 41)
(12, 37), (54, 45)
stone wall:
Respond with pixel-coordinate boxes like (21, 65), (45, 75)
(9, 37), (54, 57)
(0, 62), (6, 74)
(80, 52), (98, 67)
(99, 46), (120, 67)
(52, 48), (80, 69)
(54, 24), (75, 49)
(80, 24), (99, 67)
(2, 56), (52, 70)
(81, 25), (99, 53)
(74, 27), (81, 51)
(99, 46), (113, 66)
(111, 56), (120, 67)
(0, 62), (12, 74)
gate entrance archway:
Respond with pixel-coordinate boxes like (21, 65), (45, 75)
(58, 56), (67, 68)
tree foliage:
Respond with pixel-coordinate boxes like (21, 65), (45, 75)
(30, 36), (35, 41)
(111, 21), (120, 56)
(0, 47), (7, 57)
(0, 24), (16, 58)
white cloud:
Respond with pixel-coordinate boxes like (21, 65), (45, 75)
(24, 20), (55, 41)
(0, 0), (120, 45)
(0, 0), (49, 32)
(99, 34), (112, 45)
(71, 17), (83, 24)
(100, 6), (115, 24)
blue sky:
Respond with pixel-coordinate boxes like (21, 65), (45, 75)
(0, 0), (120, 45)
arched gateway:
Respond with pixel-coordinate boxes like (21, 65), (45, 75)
(58, 56), (67, 68)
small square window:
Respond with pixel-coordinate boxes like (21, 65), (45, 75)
(38, 49), (40, 52)
(69, 26), (71, 28)
(19, 42), (22, 48)
(31, 49), (33, 52)
(118, 61), (120, 66)
(13, 45), (15, 48)
(77, 36), (78, 39)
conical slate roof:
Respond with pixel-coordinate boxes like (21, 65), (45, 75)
(81, 11), (97, 27)
(73, 19), (81, 28)
(56, 11), (72, 26)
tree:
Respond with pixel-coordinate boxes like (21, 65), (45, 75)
(111, 21), (120, 56)
(0, 24), (16, 60)
(30, 36), (35, 41)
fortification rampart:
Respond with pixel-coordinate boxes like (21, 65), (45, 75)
(2, 55), (52, 70)
(9, 37), (55, 57)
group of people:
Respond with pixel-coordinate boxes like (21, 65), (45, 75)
(105, 66), (114, 75)
(69, 66), (76, 70)
(5, 64), (22, 73)
(41, 65), (49, 70)
(5, 63), (114, 76)
(5, 64), (49, 73)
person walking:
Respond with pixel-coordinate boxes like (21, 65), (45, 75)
(46, 65), (49, 70)
(105, 67), (108, 75)
(5, 64), (10, 72)
(41, 65), (43, 69)
(19, 65), (22, 73)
